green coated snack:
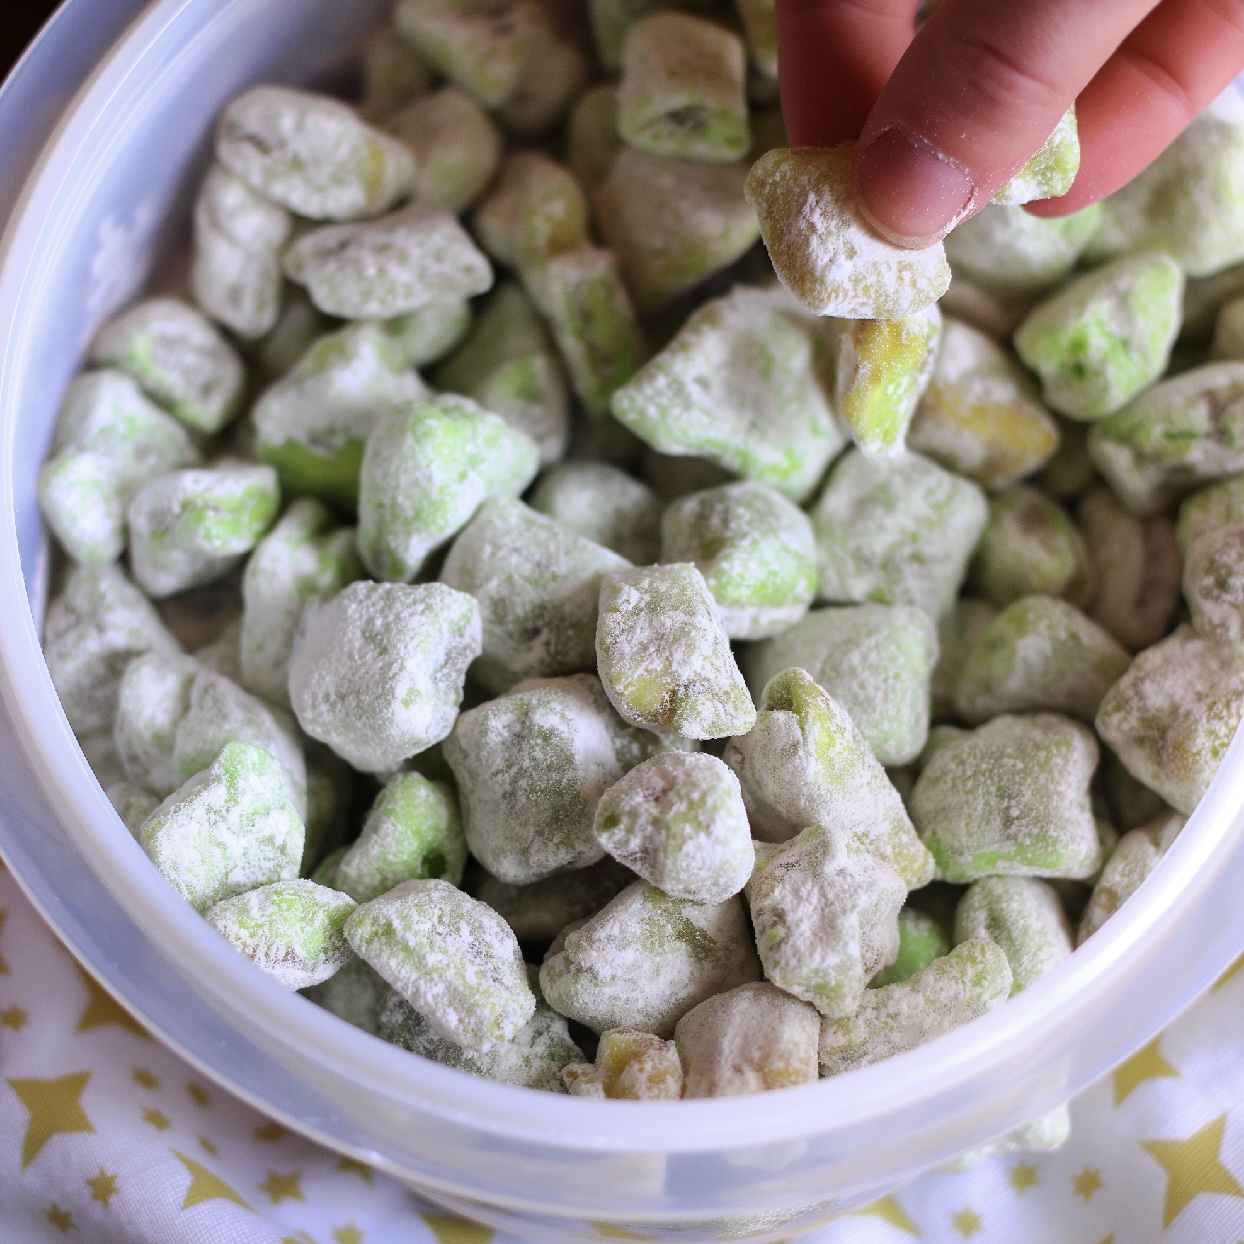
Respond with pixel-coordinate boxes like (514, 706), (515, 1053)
(345, 878), (535, 1052)
(357, 393), (540, 582)
(746, 604), (938, 766)
(596, 562), (756, 740)
(818, 939), (1012, 1075)
(383, 298), (473, 370)
(993, 107), (1080, 206)
(288, 581), (481, 773)
(567, 85), (622, 193)
(659, 481), (817, 639)
(909, 713), (1102, 882)
(1184, 521), (1244, 644)
(89, 297), (245, 435)
(473, 152), (589, 272)
(529, 461), (661, 564)
(930, 598), (997, 722)
(871, 908), (950, 988)
(1176, 473), (1244, 554)
(562, 1028), (683, 1099)
(440, 498), (629, 692)
(303, 955), (393, 1035)
(359, 26), (434, 118)
(1078, 811), (1184, 943)
(38, 370), (200, 565)
(539, 879), (760, 1036)
(745, 823), (906, 1018)
(953, 877), (1072, 994)
(474, 856), (636, 944)
(722, 667), (934, 886)
(1013, 253), (1184, 420)
(206, 879), (357, 989)
(127, 462), (281, 598)
(811, 449), (987, 619)
(138, 741), (305, 913)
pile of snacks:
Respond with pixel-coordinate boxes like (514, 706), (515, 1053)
(38, 0), (1244, 1141)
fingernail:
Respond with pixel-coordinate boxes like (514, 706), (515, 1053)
(854, 126), (976, 249)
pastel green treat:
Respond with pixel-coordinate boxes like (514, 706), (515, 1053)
(1096, 624), (1244, 815)
(818, 939), (1012, 1074)
(1211, 293), (1244, 360)
(138, 741), (305, 913)
(994, 107), (1080, 206)
(539, 879), (760, 1036)
(529, 461), (661, 564)
(288, 581), (481, 773)
(930, 599), (997, 722)
(106, 781), (160, 836)
(302, 955), (393, 1035)
(870, 908), (950, 987)
(563, 1028), (683, 1099)
(474, 856), (636, 943)
(253, 289), (329, 384)
(216, 86), (415, 221)
(611, 285), (844, 502)
(473, 152), (589, 272)
(909, 318), (1060, 490)
(745, 145), (951, 319)
(1184, 521), (1244, 644)
(127, 462), (280, 598)
(1013, 253), (1184, 421)
(89, 297), (245, 435)
(811, 448), (987, 619)
(746, 604), (938, 766)
(909, 713), (1102, 883)
(441, 497), (629, 692)
(284, 203), (494, 320)
(345, 877), (535, 1052)
(659, 481), (817, 639)
(736, 0), (776, 77)
(1078, 810), (1184, 943)
(359, 26), (434, 118)
(38, 370), (200, 564)
(206, 879), (357, 989)
(1086, 362), (1244, 515)
(746, 823), (906, 1017)
(567, 85), (622, 193)
(596, 562), (756, 740)
(722, 667), (934, 886)
(382, 298), (473, 370)
(953, 877), (1072, 994)
(1177, 473), (1244, 554)
(240, 499), (361, 706)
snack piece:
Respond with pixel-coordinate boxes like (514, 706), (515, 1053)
(303, 955), (394, 1035)
(216, 86), (414, 221)
(745, 145), (951, 319)
(360, 26), (434, 118)
(89, 298), (245, 435)
(38, 370), (200, 565)
(1078, 811), (1185, 943)
(567, 85), (622, 193)
(596, 563), (756, 740)
(1177, 473), (1244, 554)
(994, 107), (1080, 206)
(288, 580), (481, 773)
(137, 741), (305, 913)
(818, 939), (1012, 1074)
(473, 152), (589, 272)
(529, 461), (661, 564)
(674, 982), (819, 1097)
(811, 449), (986, 619)
(127, 462), (280, 598)
(1184, 521), (1244, 644)
(953, 877), (1072, 994)
(539, 880), (759, 1036)
(383, 298), (473, 369)
(345, 878), (534, 1052)
(562, 1028), (682, 1099)
(930, 598), (997, 722)
(909, 713), (1102, 882)
(474, 856), (636, 944)
(206, 880), (357, 989)
(871, 907), (950, 987)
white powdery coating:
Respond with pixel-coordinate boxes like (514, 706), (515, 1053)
(993, 107), (1080, 207)
(563, 1029), (684, 1100)
(114, 651), (200, 796)
(344, 878), (534, 1053)
(529, 461), (662, 565)
(1184, 522), (1244, 645)
(1177, 474), (1244, 555)
(953, 876), (1072, 994)
(1078, 811), (1185, 944)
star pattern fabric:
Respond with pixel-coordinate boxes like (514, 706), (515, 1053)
(2, 861), (1244, 1244)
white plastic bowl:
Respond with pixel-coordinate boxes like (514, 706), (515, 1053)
(3, 3), (1244, 1241)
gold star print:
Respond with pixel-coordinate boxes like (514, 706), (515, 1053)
(172, 1150), (253, 1212)
(8, 1072), (95, 1168)
(1142, 1114), (1244, 1226)
(0, 909), (9, 976)
(333, 1226), (364, 1244)
(1215, 951), (1244, 990)
(86, 1168), (119, 1209)
(336, 1156), (374, 1183)
(591, 1225), (649, 1240)
(132, 1068), (159, 1090)
(186, 1081), (211, 1107)
(260, 1169), (305, 1205)
(199, 1135), (218, 1156)
(142, 1108), (170, 1132)
(851, 1194), (920, 1235)
(1, 1005), (27, 1030)
(423, 1219), (495, 1243)
(1113, 1038), (1179, 1105)
(1009, 1163), (1038, 1192)
(74, 966), (147, 1037)
(46, 1204), (73, 1233)
(255, 1120), (286, 1142)
(1073, 1167), (1104, 1202)
(950, 1207), (982, 1238)
(1095, 1236), (1115, 1244)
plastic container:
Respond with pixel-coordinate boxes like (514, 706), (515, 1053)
(3, 3), (1244, 1240)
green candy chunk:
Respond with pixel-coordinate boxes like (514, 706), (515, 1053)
(284, 203), (493, 321)
(335, 773), (467, 903)
(736, 0), (777, 78)
(303, 955), (393, 1035)
(1096, 624), (1244, 815)
(253, 289), (329, 384)
(1185, 521), (1244, 644)
(240, 499), (361, 706)
(1013, 253), (1184, 421)
(106, 781), (160, 837)
(722, 667), (934, 887)
(1177, 473), (1244, 554)
(909, 713), (1102, 883)
(746, 823), (906, 1017)
(288, 581), (481, 773)
(870, 908), (950, 988)
(611, 286), (844, 502)
(345, 878), (535, 1052)
(89, 298), (245, 435)
(38, 370), (200, 564)
(597, 563), (756, 740)
(819, 939), (1012, 1074)
(567, 85), (622, 193)
(954, 877), (1072, 994)
(472, 152), (589, 272)
(138, 741), (305, 913)
(931, 599), (997, 722)
(216, 86), (414, 221)
(474, 856), (636, 944)
(127, 462), (280, 598)
(660, 481), (817, 639)
(1078, 811), (1184, 943)
(563, 1028), (683, 1099)
(811, 449), (987, 619)
(968, 486), (1091, 609)
(529, 461), (661, 564)
(357, 394), (540, 582)
(994, 107), (1080, 206)
(206, 879), (357, 989)
(746, 604), (937, 766)
(383, 299), (472, 370)
(539, 879), (760, 1036)
(441, 497), (629, 692)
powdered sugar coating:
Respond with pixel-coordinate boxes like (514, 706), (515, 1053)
(1184, 521), (1244, 644)
(529, 461), (662, 565)
(994, 107), (1080, 207)
(953, 877), (1072, 994)
(1078, 811), (1184, 943)
(563, 1029), (683, 1099)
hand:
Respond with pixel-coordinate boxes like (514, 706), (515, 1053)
(775, 0), (1244, 248)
